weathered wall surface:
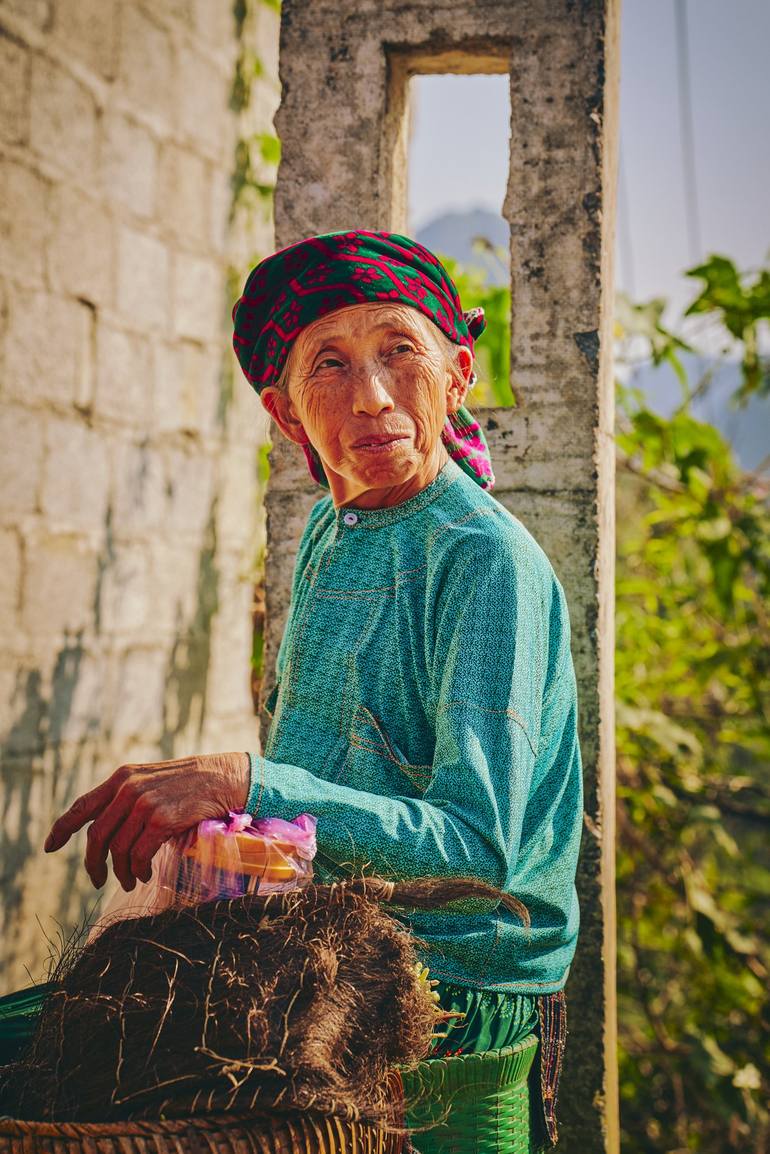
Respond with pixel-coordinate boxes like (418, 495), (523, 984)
(0, 0), (280, 991)
(267, 1), (619, 1149)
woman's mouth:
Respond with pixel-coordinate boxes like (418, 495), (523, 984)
(352, 434), (410, 453)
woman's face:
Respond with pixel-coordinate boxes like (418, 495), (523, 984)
(260, 302), (472, 507)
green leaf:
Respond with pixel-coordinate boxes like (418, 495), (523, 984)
(257, 133), (281, 166)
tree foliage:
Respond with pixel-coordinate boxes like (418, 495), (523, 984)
(684, 256), (770, 402)
(614, 259), (769, 1152)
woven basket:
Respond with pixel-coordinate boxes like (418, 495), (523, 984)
(399, 1033), (539, 1154)
(0, 1111), (404, 1154)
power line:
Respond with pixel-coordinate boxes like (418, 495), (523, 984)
(674, 0), (703, 264)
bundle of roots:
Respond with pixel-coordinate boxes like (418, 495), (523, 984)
(0, 875), (528, 1127)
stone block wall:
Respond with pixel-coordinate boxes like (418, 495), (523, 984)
(0, 0), (280, 992)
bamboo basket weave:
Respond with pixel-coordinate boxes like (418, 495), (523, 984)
(400, 1033), (540, 1154)
(0, 1111), (404, 1154)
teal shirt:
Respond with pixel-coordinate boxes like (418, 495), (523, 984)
(248, 456), (583, 993)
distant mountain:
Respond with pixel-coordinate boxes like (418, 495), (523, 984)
(417, 209), (768, 472)
(416, 207), (509, 286)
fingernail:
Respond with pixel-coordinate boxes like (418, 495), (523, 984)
(44, 834), (54, 852)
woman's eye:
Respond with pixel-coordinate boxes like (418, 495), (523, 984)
(390, 342), (414, 355)
(314, 356), (343, 371)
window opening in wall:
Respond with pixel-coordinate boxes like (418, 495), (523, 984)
(408, 74), (513, 406)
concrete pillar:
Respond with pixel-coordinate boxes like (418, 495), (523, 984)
(266, 1), (619, 1148)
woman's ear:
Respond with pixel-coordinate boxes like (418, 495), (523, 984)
(446, 346), (473, 414)
(260, 386), (310, 446)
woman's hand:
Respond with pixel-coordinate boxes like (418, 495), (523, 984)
(43, 753), (250, 892)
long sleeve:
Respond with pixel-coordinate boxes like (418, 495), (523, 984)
(247, 706), (538, 895)
(247, 535), (568, 900)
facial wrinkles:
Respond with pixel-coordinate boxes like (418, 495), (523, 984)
(289, 306), (447, 443)
(307, 304), (428, 358)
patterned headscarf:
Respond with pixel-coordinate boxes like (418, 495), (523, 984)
(232, 230), (495, 490)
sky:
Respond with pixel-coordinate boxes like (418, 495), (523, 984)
(407, 0), (770, 323)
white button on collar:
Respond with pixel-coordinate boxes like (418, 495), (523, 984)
(343, 511), (359, 527)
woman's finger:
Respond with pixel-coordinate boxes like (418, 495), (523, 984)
(44, 774), (123, 853)
(129, 822), (169, 885)
(108, 808), (149, 892)
(84, 779), (143, 888)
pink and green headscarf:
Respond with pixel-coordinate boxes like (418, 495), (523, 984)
(232, 230), (495, 490)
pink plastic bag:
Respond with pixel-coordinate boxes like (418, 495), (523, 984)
(90, 811), (317, 937)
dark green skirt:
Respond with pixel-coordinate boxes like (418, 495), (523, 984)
(426, 979), (539, 1057)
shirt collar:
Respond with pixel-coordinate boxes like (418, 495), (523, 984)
(334, 457), (462, 529)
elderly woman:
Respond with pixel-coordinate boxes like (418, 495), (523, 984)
(45, 231), (582, 1144)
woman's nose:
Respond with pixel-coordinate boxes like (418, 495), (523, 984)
(351, 363), (396, 416)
